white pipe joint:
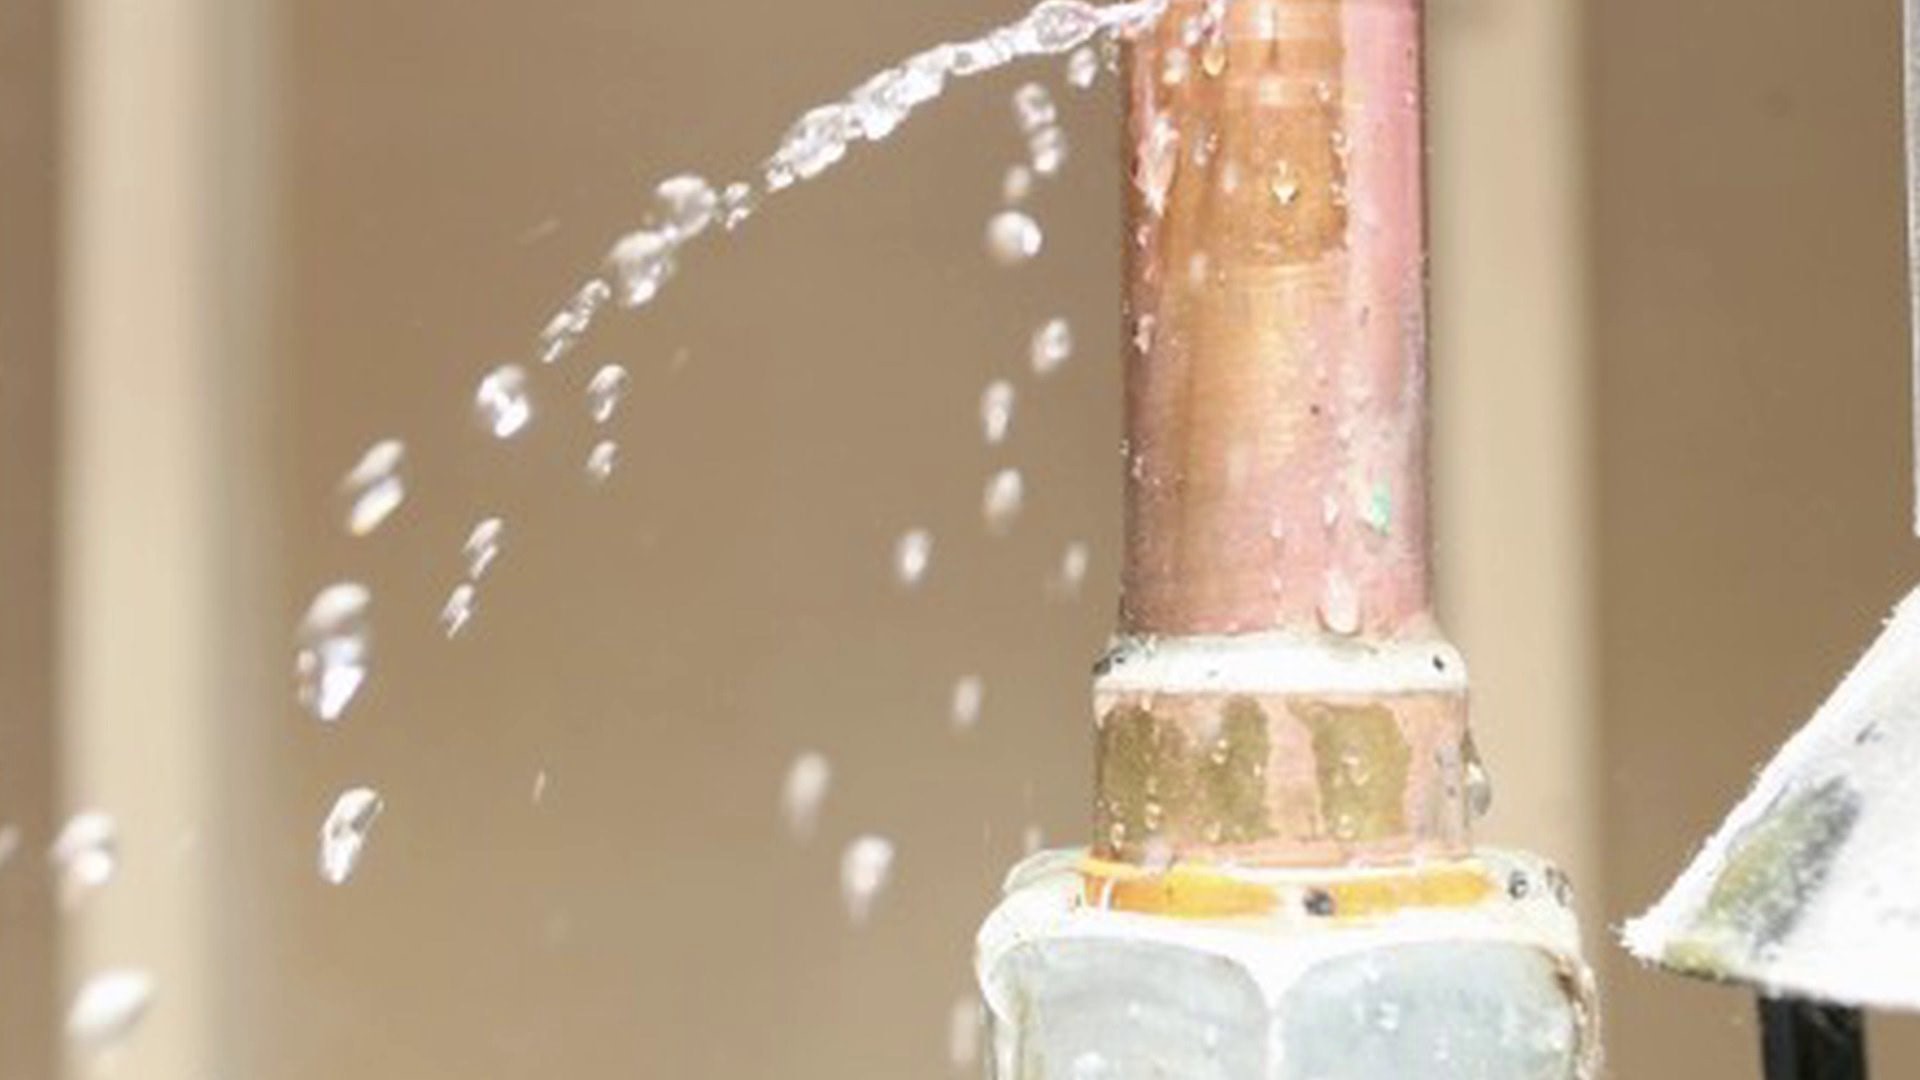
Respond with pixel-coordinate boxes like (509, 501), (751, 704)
(976, 848), (1599, 1079)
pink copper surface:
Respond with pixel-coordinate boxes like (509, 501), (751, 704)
(1119, 0), (1432, 639)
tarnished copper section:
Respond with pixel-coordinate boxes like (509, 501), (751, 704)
(1120, 0), (1431, 638)
(1092, 686), (1472, 866)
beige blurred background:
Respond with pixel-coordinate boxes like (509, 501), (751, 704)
(3, 0), (1920, 1076)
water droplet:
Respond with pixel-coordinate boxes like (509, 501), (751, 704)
(1200, 35), (1227, 77)
(720, 181), (758, 231)
(1271, 164), (1301, 206)
(585, 440), (619, 484)
(1465, 737), (1494, 819)
(894, 528), (934, 587)
(1066, 45), (1100, 89)
(950, 675), (985, 732)
(537, 279), (612, 365)
(982, 468), (1025, 534)
(295, 582), (371, 723)
(652, 174), (717, 241)
(780, 751), (832, 841)
(338, 439), (406, 537)
(1132, 312), (1157, 355)
(1161, 46), (1191, 85)
(475, 364), (533, 439)
(1023, 0), (1102, 52)
(463, 517), (504, 580)
(1028, 125), (1069, 175)
(765, 105), (853, 191)
(586, 364), (630, 424)
(1055, 541), (1091, 596)
(1137, 114), (1180, 215)
(985, 210), (1043, 265)
(1013, 83), (1058, 133)
(839, 834), (896, 924)
(950, 38), (1015, 77)
(850, 69), (918, 141)
(318, 786), (383, 885)
(1030, 317), (1074, 375)
(66, 969), (154, 1049)
(1003, 164), (1035, 204)
(440, 583), (476, 639)
(980, 380), (1016, 445)
(606, 228), (677, 308)
(49, 811), (117, 905)
(1318, 570), (1360, 635)
(948, 996), (983, 1070)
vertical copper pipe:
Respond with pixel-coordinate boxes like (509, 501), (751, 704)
(1093, 0), (1467, 868)
(1120, 0), (1430, 640)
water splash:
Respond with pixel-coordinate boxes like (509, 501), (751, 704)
(985, 210), (1044, 265)
(586, 364), (631, 424)
(894, 528), (934, 588)
(839, 834), (896, 924)
(338, 439), (407, 537)
(981, 379), (1016, 445)
(66, 969), (154, 1049)
(781, 751), (833, 841)
(475, 364), (533, 439)
(983, 468), (1026, 534)
(319, 786), (384, 885)
(1030, 317), (1074, 376)
(49, 811), (117, 906)
(950, 675), (985, 732)
(295, 583), (372, 723)
(585, 440), (619, 483)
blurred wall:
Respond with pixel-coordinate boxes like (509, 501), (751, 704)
(0, 0), (60, 1076)
(1587, 0), (1920, 1074)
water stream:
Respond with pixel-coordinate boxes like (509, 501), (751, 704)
(48, 0), (1202, 1066)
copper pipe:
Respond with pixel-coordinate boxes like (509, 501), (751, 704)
(1120, 0), (1430, 640)
(1092, 0), (1468, 868)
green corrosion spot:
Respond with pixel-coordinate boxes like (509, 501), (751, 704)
(1296, 702), (1411, 844)
(1362, 481), (1393, 535)
(1663, 776), (1861, 978)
